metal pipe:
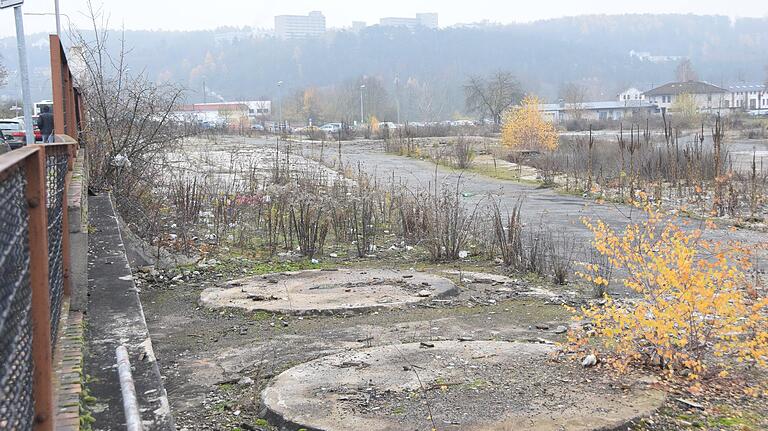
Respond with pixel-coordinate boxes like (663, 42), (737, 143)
(13, 6), (35, 145)
(116, 345), (144, 431)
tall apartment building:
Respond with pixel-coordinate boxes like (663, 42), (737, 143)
(380, 13), (438, 29)
(275, 11), (326, 39)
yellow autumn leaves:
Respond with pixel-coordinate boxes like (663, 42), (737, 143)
(501, 95), (558, 152)
(577, 202), (768, 378)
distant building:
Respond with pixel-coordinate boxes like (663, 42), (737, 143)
(617, 87), (645, 102)
(539, 100), (657, 123)
(643, 81), (729, 113)
(175, 101), (272, 127)
(214, 30), (254, 44)
(629, 50), (683, 64)
(275, 11), (326, 39)
(380, 13), (438, 29)
(351, 21), (367, 32)
(726, 84), (768, 111)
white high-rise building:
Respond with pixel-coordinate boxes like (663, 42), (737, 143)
(275, 11), (326, 39)
(380, 13), (438, 29)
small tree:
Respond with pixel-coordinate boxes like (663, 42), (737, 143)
(671, 92), (700, 127)
(501, 95), (558, 152)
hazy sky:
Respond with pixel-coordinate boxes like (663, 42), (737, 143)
(0, 0), (765, 38)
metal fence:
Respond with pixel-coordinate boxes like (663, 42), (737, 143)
(0, 164), (35, 429)
(45, 146), (69, 345)
(0, 143), (76, 430)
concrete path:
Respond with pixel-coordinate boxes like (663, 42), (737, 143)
(332, 140), (759, 242)
(84, 194), (174, 430)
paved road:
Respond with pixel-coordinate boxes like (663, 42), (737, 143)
(333, 140), (760, 239)
(248, 137), (767, 294)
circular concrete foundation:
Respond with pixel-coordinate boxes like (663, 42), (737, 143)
(200, 269), (458, 314)
(262, 341), (663, 431)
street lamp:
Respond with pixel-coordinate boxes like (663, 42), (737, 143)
(393, 76), (400, 125)
(277, 80), (283, 133)
(359, 84), (366, 125)
(23, 11), (72, 34)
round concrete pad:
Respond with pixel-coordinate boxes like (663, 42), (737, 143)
(200, 269), (457, 314)
(262, 341), (664, 431)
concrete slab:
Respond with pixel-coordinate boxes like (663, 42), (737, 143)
(200, 269), (458, 314)
(262, 341), (664, 431)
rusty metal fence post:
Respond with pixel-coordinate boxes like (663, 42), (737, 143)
(50, 35), (83, 139)
(25, 146), (55, 431)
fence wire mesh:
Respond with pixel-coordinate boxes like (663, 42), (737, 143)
(0, 166), (35, 429)
(46, 146), (69, 346)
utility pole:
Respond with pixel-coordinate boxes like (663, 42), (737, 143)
(4, 1), (35, 145)
(394, 76), (400, 124)
(277, 80), (283, 133)
(360, 84), (365, 125)
(53, 0), (60, 35)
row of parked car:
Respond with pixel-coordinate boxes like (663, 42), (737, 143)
(251, 119), (491, 135)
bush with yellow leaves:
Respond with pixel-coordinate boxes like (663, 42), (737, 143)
(501, 95), (558, 152)
(576, 202), (768, 379)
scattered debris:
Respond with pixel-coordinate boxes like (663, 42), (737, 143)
(582, 354), (597, 367)
(675, 397), (705, 410)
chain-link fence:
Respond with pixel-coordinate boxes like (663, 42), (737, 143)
(0, 166), (35, 429)
(46, 146), (69, 346)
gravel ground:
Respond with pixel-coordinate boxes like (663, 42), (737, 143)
(139, 255), (767, 430)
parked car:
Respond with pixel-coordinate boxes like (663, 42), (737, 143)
(11, 116), (44, 142)
(319, 123), (342, 134)
(250, 123), (265, 131)
(378, 122), (398, 130)
(13, 115), (43, 141)
(0, 132), (10, 154)
(0, 119), (28, 149)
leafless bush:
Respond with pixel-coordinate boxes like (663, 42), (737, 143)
(421, 179), (480, 261)
(451, 136), (475, 169)
(394, 189), (430, 242)
(290, 196), (328, 259)
(383, 127), (420, 156)
(523, 222), (549, 277)
(548, 232), (576, 285)
(490, 198), (524, 268)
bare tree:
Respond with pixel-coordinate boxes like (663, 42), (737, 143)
(72, 1), (185, 192)
(464, 71), (523, 126)
(559, 82), (587, 121)
(675, 59), (699, 82)
(407, 78), (446, 122)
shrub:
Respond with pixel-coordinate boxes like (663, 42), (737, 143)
(451, 136), (475, 169)
(576, 203), (768, 377)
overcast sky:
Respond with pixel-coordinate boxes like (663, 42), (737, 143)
(0, 0), (765, 38)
